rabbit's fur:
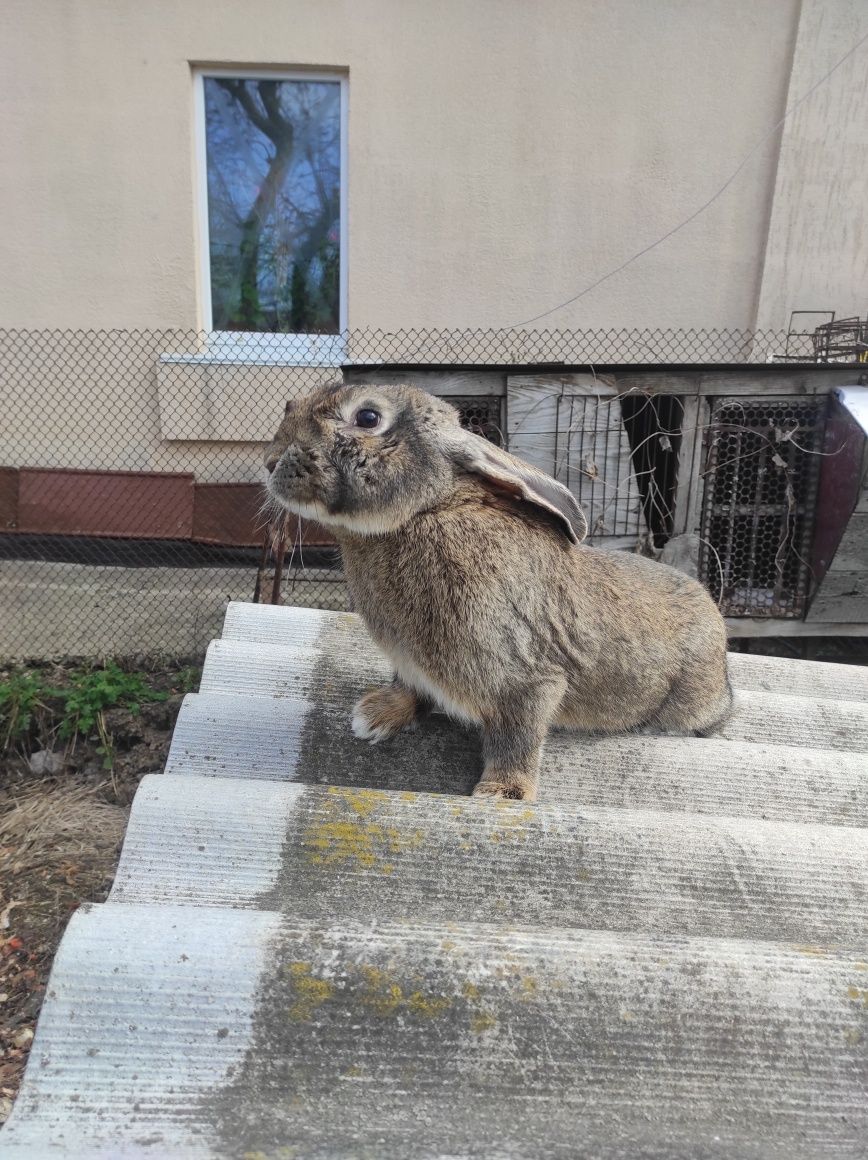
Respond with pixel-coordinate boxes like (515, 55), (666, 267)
(265, 381), (731, 801)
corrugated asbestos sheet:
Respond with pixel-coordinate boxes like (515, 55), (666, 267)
(2, 603), (867, 1159)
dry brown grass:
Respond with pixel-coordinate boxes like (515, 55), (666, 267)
(0, 779), (131, 1122)
(0, 662), (192, 1121)
(1, 780), (128, 877)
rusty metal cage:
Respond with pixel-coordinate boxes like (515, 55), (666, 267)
(777, 311), (868, 364)
(698, 397), (826, 618)
(447, 397), (504, 445)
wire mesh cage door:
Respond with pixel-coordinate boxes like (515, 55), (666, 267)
(507, 376), (651, 551)
(698, 396), (826, 618)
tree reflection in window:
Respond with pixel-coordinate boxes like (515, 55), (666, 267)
(204, 77), (341, 334)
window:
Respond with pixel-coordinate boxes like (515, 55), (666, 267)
(194, 70), (347, 361)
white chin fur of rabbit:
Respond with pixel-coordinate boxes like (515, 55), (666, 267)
(272, 495), (409, 537)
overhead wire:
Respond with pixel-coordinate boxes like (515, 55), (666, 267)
(504, 25), (868, 330)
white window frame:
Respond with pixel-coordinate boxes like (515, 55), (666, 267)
(192, 67), (348, 365)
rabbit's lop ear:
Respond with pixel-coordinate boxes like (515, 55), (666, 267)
(449, 432), (588, 545)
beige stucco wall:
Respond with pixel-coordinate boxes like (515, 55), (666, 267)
(755, 0), (868, 333)
(2, 0), (835, 335)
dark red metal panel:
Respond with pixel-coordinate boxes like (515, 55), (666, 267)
(0, 467), (19, 530)
(809, 396), (866, 590)
(290, 516), (335, 548)
(192, 484), (267, 547)
(191, 484), (335, 548)
(17, 468), (195, 539)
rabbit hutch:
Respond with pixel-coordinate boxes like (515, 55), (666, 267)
(345, 364), (868, 642)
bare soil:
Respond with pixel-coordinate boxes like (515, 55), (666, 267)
(0, 661), (196, 1123)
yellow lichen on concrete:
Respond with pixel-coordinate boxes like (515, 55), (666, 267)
(328, 786), (391, 817)
(406, 990), (452, 1017)
(305, 820), (381, 869)
(359, 965), (404, 1015)
(846, 986), (868, 1007)
(242, 1150), (299, 1160)
(493, 800), (535, 823)
(285, 961), (335, 1021)
(459, 978), (497, 1032)
(304, 795), (424, 873)
(358, 965), (452, 1019)
(485, 800), (536, 844)
(470, 1011), (497, 1033)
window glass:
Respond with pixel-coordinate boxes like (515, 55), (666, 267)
(203, 77), (342, 335)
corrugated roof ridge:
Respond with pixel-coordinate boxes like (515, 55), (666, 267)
(3, 600), (866, 1158)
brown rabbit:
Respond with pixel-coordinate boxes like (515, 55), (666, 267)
(265, 381), (731, 801)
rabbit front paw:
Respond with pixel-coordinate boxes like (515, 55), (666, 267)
(472, 775), (538, 803)
(351, 685), (421, 745)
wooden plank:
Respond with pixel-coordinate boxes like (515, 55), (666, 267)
(508, 375), (577, 480)
(344, 369), (506, 397)
(17, 468), (195, 540)
(670, 396), (706, 537)
(828, 514), (868, 572)
(806, 572), (868, 624)
(611, 371), (857, 397)
(696, 373), (854, 396)
(726, 618), (868, 638)
(504, 373), (618, 396)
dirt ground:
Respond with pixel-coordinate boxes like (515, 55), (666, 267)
(0, 661), (196, 1123)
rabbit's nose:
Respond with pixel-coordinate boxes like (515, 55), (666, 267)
(264, 448), (281, 474)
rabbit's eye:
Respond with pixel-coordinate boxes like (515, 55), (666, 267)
(354, 408), (381, 429)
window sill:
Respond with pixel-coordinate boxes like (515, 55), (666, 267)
(159, 332), (346, 368)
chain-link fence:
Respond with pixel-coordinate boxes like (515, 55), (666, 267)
(1, 326), (864, 659)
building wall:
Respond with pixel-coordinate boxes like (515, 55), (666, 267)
(754, 0), (868, 332)
(2, 0), (835, 335)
